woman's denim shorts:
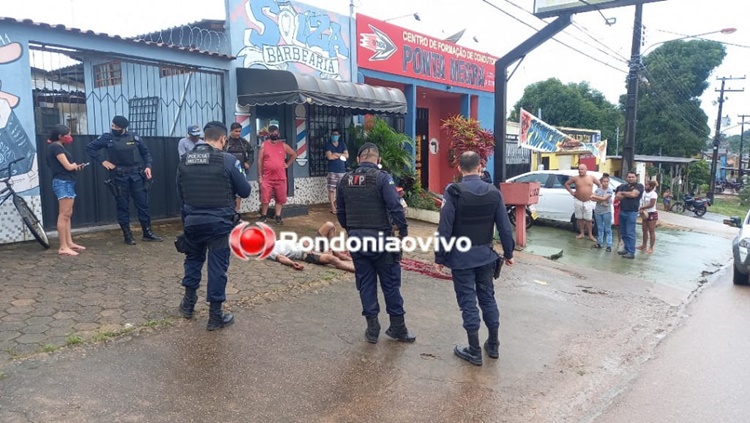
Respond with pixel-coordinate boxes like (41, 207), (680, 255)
(52, 178), (76, 200)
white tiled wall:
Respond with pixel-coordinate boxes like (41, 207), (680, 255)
(0, 195), (44, 244)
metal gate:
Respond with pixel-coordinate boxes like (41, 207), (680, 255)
(29, 44), (225, 228)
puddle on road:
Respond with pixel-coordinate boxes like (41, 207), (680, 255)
(522, 224), (731, 289)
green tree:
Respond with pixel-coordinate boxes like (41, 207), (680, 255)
(726, 130), (750, 156)
(346, 118), (413, 179)
(686, 160), (710, 190)
(510, 78), (624, 154)
(625, 39), (726, 157)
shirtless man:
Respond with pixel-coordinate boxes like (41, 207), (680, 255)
(564, 164), (602, 241)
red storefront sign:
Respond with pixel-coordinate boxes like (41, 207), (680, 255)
(356, 14), (498, 93)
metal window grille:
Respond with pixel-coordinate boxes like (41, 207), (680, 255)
(93, 61), (122, 88)
(308, 105), (350, 177)
(128, 97), (159, 137)
(160, 66), (192, 78)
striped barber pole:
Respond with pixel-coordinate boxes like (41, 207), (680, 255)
(235, 115), (252, 144)
(295, 118), (308, 166)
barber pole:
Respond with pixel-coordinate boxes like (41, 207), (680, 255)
(294, 103), (308, 166)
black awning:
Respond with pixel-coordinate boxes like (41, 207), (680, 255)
(236, 68), (407, 114)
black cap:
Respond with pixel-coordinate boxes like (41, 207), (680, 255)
(112, 115), (129, 129)
(357, 142), (379, 157)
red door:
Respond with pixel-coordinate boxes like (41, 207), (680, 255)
(579, 154), (597, 171)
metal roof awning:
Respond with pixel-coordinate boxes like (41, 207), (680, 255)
(236, 68), (407, 114)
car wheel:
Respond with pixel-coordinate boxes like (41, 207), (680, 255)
(733, 265), (749, 285)
(571, 216), (597, 234)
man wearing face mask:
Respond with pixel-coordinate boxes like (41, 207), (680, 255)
(86, 115), (162, 245)
(176, 121), (251, 330)
(336, 143), (416, 345)
(257, 124), (297, 225)
(324, 129), (348, 214)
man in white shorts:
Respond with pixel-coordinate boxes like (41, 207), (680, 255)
(268, 221), (354, 272)
(564, 164), (601, 241)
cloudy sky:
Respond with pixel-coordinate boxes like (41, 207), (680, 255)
(3, 0), (749, 136)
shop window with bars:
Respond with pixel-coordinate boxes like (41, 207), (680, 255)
(128, 97), (159, 136)
(308, 105), (350, 177)
(93, 61), (122, 88)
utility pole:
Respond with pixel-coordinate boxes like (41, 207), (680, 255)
(739, 114), (750, 177)
(708, 76), (745, 200)
(615, 126), (620, 156)
(621, 3), (643, 176)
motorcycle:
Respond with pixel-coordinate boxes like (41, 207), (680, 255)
(507, 205), (537, 229)
(670, 193), (711, 217)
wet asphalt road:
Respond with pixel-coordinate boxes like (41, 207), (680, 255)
(594, 266), (750, 423)
(524, 224), (730, 290)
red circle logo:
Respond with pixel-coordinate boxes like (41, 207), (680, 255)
(229, 221), (276, 260)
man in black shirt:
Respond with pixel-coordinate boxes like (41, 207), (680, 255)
(614, 171), (644, 259)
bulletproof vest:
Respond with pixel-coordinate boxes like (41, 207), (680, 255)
(448, 183), (500, 246)
(226, 138), (247, 163)
(341, 166), (389, 229)
(108, 132), (141, 166)
(178, 145), (234, 209)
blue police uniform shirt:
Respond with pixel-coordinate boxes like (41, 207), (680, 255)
(335, 162), (408, 247)
(325, 141), (347, 173)
(85, 131), (153, 170)
(436, 174), (515, 270)
(177, 149), (252, 228)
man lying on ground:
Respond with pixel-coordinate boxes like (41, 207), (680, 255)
(268, 221), (354, 272)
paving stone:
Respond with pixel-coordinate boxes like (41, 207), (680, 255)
(10, 299), (35, 307)
(0, 331), (21, 342)
(21, 324), (50, 335)
(74, 323), (100, 331)
(15, 333), (47, 344)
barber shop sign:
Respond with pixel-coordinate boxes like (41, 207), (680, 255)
(236, 0), (351, 79)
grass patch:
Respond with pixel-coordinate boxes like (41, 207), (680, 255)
(145, 318), (172, 328)
(0, 371), (7, 380)
(41, 344), (58, 353)
(4, 348), (20, 359)
(710, 196), (748, 218)
(91, 331), (117, 342)
(65, 335), (82, 346)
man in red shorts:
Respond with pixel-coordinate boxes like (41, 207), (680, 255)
(257, 124), (297, 224)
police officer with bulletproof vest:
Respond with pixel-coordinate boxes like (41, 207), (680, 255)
(435, 151), (515, 366)
(86, 116), (162, 244)
(176, 121), (251, 331)
(336, 142), (416, 344)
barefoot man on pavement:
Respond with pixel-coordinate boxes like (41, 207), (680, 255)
(564, 164), (601, 241)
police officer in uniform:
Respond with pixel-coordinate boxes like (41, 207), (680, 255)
(86, 116), (162, 244)
(176, 121), (251, 331)
(435, 151), (515, 366)
(336, 142), (416, 344)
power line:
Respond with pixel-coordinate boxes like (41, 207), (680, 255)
(479, 0), (628, 74)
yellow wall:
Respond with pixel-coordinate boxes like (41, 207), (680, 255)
(531, 152), (622, 177)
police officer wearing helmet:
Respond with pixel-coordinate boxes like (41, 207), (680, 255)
(336, 142), (416, 344)
(86, 115), (162, 244)
(176, 121), (251, 331)
(434, 151), (515, 366)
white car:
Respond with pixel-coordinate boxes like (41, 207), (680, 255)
(506, 170), (625, 231)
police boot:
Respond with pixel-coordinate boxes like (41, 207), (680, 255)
(179, 288), (198, 319)
(365, 315), (380, 344)
(454, 330), (483, 366)
(120, 224), (136, 245)
(385, 314), (416, 343)
(484, 327), (500, 359)
(207, 302), (234, 331)
(141, 222), (163, 242)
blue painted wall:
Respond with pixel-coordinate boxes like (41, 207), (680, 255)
(84, 59), (224, 137)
